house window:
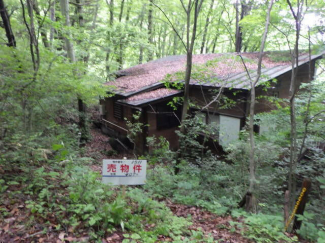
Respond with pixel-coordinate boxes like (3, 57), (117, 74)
(156, 104), (181, 130)
(272, 91), (279, 98)
(157, 113), (180, 130)
(113, 102), (123, 120)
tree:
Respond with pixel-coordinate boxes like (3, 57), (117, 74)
(148, 0), (154, 61)
(200, 0), (214, 54)
(286, 0), (305, 220)
(237, 0), (274, 212)
(0, 0), (16, 47)
(60, 0), (90, 145)
(176, 0), (204, 173)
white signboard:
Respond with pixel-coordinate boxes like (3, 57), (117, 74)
(102, 159), (147, 185)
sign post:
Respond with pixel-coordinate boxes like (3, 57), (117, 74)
(102, 159), (147, 185)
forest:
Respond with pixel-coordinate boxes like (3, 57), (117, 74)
(0, 0), (324, 242)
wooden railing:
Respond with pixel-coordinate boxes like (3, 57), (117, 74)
(102, 118), (128, 132)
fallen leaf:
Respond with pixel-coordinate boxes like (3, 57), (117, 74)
(59, 232), (65, 240)
(77, 236), (89, 242)
(10, 207), (19, 215)
(106, 233), (120, 242)
(68, 226), (74, 233)
(65, 236), (76, 241)
(13, 236), (21, 242)
(4, 217), (16, 224)
(3, 224), (10, 232)
(14, 224), (25, 230)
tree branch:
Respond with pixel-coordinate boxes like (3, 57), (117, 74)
(152, 2), (187, 51)
(286, 0), (297, 20)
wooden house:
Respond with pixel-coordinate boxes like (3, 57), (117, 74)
(99, 51), (324, 154)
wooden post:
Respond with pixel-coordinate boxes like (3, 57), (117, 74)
(284, 178), (311, 232)
(292, 178), (311, 232)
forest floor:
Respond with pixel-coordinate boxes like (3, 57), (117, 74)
(0, 127), (304, 242)
(84, 127), (252, 242)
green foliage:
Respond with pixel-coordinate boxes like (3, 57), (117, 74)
(144, 161), (237, 216)
(1, 0), (325, 242)
(296, 212), (325, 242)
(1, 155), (196, 241)
(232, 210), (296, 243)
(125, 111), (147, 156)
(176, 114), (210, 161)
(0, 179), (8, 193)
(146, 136), (175, 164)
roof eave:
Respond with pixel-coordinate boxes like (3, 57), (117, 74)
(116, 91), (183, 108)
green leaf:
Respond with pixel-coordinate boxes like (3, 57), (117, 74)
(130, 233), (141, 240)
(83, 204), (95, 212)
(48, 171), (60, 177)
(7, 181), (20, 185)
(52, 144), (64, 150)
(89, 216), (99, 226)
(120, 220), (125, 231)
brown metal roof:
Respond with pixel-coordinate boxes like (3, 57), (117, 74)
(117, 88), (182, 107)
(106, 52), (293, 95)
(108, 51), (324, 105)
(191, 52), (324, 89)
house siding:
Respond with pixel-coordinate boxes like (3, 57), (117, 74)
(100, 98), (129, 137)
(190, 87), (248, 118)
(147, 112), (179, 150)
(255, 61), (314, 113)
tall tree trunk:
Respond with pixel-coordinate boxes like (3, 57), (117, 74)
(173, 23), (178, 55)
(287, 0), (304, 220)
(148, 0), (154, 61)
(84, 0), (99, 64)
(60, 0), (75, 62)
(234, 0), (241, 52)
(20, 0), (40, 131)
(32, 0), (49, 48)
(60, 0), (88, 145)
(238, 0), (274, 212)
(200, 0), (214, 54)
(105, 0), (114, 77)
(0, 0), (16, 47)
(176, 0), (204, 174)
(211, 9), (224, 53)
(248, 0), (273, 195)
(75, 0), (91, 145)
(125, 0), (132, 21)
(117, 0), (126, 70)
(235, 0), (251, 52)
(161, 23), (167, 57)
(109, 0), (114, 25)
(50, 0), (55, 49)
(119, 0), (125, 22)
(138, 4), (146, 64)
